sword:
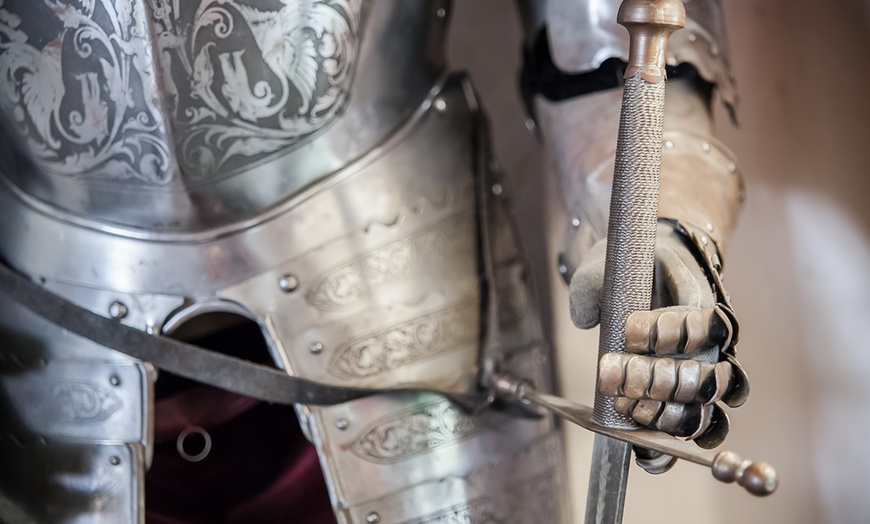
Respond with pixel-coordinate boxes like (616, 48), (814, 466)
(589, 2), (684, 522)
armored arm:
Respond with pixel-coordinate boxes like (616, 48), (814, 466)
(518, 0), (747, 450)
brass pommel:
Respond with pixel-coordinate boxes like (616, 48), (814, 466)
(617, 0), (686, 83)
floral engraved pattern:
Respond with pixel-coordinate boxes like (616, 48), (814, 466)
(0, 0), (363, 184)
(307, 216), (472, 311)
(50, 381), (123, 424)
(351, 399), (490, 464)
(400, 501), (501, 524)
(329, 302), (478, 379)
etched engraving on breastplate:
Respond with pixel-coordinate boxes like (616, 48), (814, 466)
(0, 0), (363, 184)
(306, 215), (471, 311)
(351, 398), (489, 464)
(50, 381), (123, 424)
(328, 302), (478, 380)
(400, 501), (500, 524)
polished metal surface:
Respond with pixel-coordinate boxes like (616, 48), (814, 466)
(0, 73), (569, 523)
(0, 0), (450, 231)
(544, 0), (737, 108)
(0, 296), (151, 523)
(534, 78), (740, 279)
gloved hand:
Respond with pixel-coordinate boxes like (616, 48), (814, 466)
(569, 221), (748, 449)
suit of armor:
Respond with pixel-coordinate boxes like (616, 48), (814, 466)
(0, 0), (743, 522)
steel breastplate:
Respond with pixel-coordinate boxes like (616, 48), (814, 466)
(0, 73), (570, 522)
(0, 0), (449, 232)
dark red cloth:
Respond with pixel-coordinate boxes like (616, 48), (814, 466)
(145, 386), (336, 524)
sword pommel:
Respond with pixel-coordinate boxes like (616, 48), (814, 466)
(618, 0), (686, 83)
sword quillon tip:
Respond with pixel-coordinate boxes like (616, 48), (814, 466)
(712, 450), (779, 496)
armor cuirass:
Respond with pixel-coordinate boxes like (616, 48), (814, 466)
(0, 1), (569, 522)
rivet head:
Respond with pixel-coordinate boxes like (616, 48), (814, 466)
(278, 274), (299, 293)
(109, 375), (121, 387)
(727, 163), (737, 174)
(701, 142), (711, 153)
(571, 217), (581, 228)
(524, 118), (536, 132)
(436, 7), (446, 17)
(110, 455), (121, 466)
(558, 264), (569, 275)
(664, 140), (674, 150)
(710, 44), (720, 57)
(706, 223), (715, 232)
(688, 33), (697, 42)
(365, 512), (380, 524)
(335, 418), (349, 430)
(491, 183), (503, 196)
(701, 236), (709, 245)
(108, 301), (128, 320)
(433, 97), (447, 113)
(309, 342), (324, 354)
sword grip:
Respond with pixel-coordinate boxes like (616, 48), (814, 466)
(592, 0), (686, 429)
(593, 74), (664, 427)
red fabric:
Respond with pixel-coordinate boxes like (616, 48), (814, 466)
(145, 386), (336, 524)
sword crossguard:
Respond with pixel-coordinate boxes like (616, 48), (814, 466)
(618, 0), (686, 83)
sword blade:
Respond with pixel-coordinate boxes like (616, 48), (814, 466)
(585, 436), (631, 524)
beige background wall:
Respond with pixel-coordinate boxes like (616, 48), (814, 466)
(449, 1), (870, 522)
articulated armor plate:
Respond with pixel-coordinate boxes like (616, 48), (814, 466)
(0, 0), (568, 522)
(545, 0), (737, 109)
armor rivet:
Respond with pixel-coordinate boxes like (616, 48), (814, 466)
(108, 301), (128, 320)
(727, 163), (737, 174)
(279, 274), (300, 293)
(434, 97), (448, 113)
(571, 217), (581, 228)
(558, 263), (569, 275)
(110, 456), (121, 466)
(710, 44), (720, 57)
(706, 223), (715, 232)
(701, 236), (709, 245)
(701, 142), (711, 153)
(491, 183), (503, 196)
(109, 375), (121, 386)
(664, 140), (674, 149)
(688, 33), (697, 42)
(335, 418), (349, 430)
(524, 118), (536, 132)
(309, 342), (324, 354)
(436, 7), (446, 18)
(365, 512), (380, 524)
(145, 323), (156, 335)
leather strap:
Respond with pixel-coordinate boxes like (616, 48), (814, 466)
(0, 259), (422, 406)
